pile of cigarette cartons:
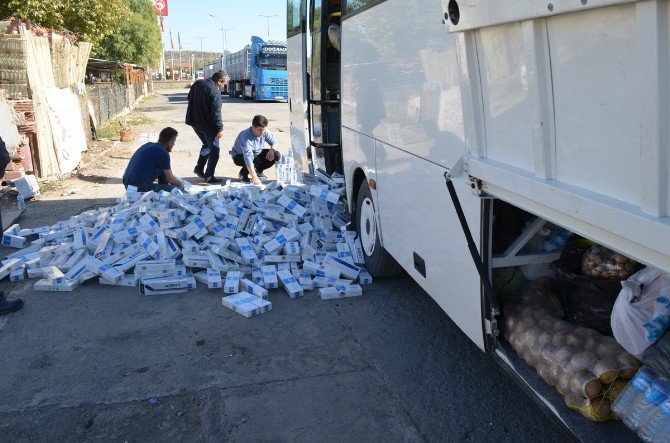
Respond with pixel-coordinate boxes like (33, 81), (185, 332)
(0, 169), (373, 318)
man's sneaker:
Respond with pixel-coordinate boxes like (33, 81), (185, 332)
(238, 172), (250, 183)
(193, 166), (205, 178)
(205, 176), (223, 184)
(255, 170), (268, 180)
(0, 292), (24, 316)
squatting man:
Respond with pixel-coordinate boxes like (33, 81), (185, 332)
(230, 115), (281, 185)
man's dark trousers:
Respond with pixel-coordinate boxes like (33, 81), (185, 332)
(233, 149), (282, 176)
(194, 129), (219, 178)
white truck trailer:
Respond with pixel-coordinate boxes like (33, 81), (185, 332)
(287, 0), (670, 440)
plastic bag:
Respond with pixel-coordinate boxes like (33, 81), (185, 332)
(520, 224), (570, 281)
(554, 237), (624, 335)
(581, 245), (641, 280)
(642, 328), (670, 379)
(504, 280), (639, 421)
(611, 267), (670, 358)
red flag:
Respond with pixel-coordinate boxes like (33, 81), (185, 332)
(152, 0), (168, 16)
(169, 30), (174, 50)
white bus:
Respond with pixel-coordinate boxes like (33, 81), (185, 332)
(287, 0), (670, 439)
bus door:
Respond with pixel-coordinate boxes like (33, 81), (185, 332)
(287, 0), (311, 173)
(308, 0), (343, 174)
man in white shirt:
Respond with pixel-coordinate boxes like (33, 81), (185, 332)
(229, 115), (281, 185)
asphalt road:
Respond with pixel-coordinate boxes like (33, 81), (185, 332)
(0, 90), (568, 442)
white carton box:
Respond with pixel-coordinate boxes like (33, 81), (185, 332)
(99, 274), (139, 287)
(235, 238), (258, 265)
(134, 259), (176, 279)
(261, 265), (278, 289)
(358, 269), (373, 285)
(3, 224), (19, 236)
(139, 276), (193, 294)
(221, 292), (272, 318)
(85, 257), (123, 283)
(34, 278), (79, 292)
(252, 267), (263, 285)
(319, 284), (363, 300)
(13, 175), (40, 198)
(206, 268), (222, 289)
(309, 185), (340, 204)
(336, 243), (355, 265)
(303, 260), (340, 279)
(182, 252), (210, 269)
(240, 278), (269, 300)
(224, 271), (241, 294)
(298, 272), (314, 290)
(42, 265), (65, 284)
(137, 232), (160, 257)
(0, 258), (23, 280)
(322, 253), (361, 280)
(2, 234), (26, 248)
(277, 269), (304, 299)
(283, 241), (301, 256)
(9, 266), (25, 281)
(345, 233), (366, 265)
(277, 195), (307, 218)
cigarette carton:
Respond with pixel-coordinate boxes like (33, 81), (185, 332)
(2, 233), (26, 248)
(302, 260), (340, 279)
(134, 259), (176, 279)
(3, 224), (19, 236)
(277, 195), (307, 218)
(9, 266), (25, 281)
(261, 265), (278, 289)
(34, 278), (79, 292)
(309, 185), (340, 204)
(235, 238), (258, 265)
(221, 292), (272, 318)
(322, 253), (361, 280)
(319, 284), (363, 300)
(42, 265), (66, 284)
(224, 271), (241, 294)
(0, 258), (23, 280)
(345, 232), (366, 265)
(182, 252), (210, 269)
(139, 275), (192, 293)
(85, 257), (123, 283)
(206, 268), (222, 289)
(137, 232), (160, 257)
(240, 278), (269, 300)
(358, 269), (373, 285)
(283, 241), (301, 256)
(277, 269), (304, 299)
(252, 267), (263, 285)
(99, 274), (139, 287)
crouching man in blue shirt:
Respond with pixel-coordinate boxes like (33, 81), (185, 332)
(122, 127), (185, 192)
(230, 115), (281, 185)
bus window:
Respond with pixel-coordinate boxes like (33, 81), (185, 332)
(287, 0), (302, 38)
(344, 0), (387, 15)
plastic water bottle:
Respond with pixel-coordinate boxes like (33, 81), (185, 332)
(613, 368), (655, 431)
(640, 380), (670, 443)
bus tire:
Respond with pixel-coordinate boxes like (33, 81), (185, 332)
(355, 180), (402, 278)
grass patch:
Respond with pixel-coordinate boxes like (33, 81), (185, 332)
(39, 180), (64, 194)
(96, 112), (155, 140)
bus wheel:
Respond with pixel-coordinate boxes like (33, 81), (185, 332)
(356, 180), (402, 277)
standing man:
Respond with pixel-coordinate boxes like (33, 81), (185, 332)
(186, 70), (228, 183)
(230, 115), (281, 185)
(0, 136), (24, 315)
(122, 127), (185, 192)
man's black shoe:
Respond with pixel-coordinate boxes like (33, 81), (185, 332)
(238, 172), (250, 183)
(255, 170), (268, 180)
(0, 292), (24, 316)
(193, 166), (205, 178)
(205, 176), (223, 184)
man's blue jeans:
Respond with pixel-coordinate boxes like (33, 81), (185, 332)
(194, 129), (220, 178)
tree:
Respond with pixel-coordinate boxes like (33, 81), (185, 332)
(0, 0), (130, 47)
(96, 0), (162, 67)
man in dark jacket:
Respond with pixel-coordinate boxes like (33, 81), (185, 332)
(186, 70), (228, 183)
(0, 136), (24, 315)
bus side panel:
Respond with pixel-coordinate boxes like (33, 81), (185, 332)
(342, 127), (376, 214)
(375, 141), (485, 350)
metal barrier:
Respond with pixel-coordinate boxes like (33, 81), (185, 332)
(87, 82), (152, 127)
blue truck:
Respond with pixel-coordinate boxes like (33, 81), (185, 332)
(226, 36), (287, 101)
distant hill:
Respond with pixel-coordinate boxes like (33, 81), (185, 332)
(164, 50), (230, 66)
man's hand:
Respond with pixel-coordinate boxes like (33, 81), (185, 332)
(251, 176), (261, 185)
(216, 130), (223, 139)
(265, 148), (275, 161)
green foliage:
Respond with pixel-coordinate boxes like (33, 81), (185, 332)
(0, 0), (129, 47)
(96, 0), (162, 67)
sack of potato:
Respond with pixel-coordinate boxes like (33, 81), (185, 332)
(581, 245), (642, 280)
(504, 280), (640, 421)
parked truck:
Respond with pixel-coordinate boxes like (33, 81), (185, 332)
(227, 36), (287, 101)
(288, 0), (670, 440)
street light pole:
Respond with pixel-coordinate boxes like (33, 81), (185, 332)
(195, 36), (207, 78)
(256, 14), (278, 38)
(223, 27), (235, 68)
(209, 14), (226, 70)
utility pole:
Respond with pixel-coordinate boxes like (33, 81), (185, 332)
(209, 14), (226, 70)
(195, 36), (207, 78)
(256, 14), (278, 38)
(191, 53), (195, 79)
(223, 27), (235, 69)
